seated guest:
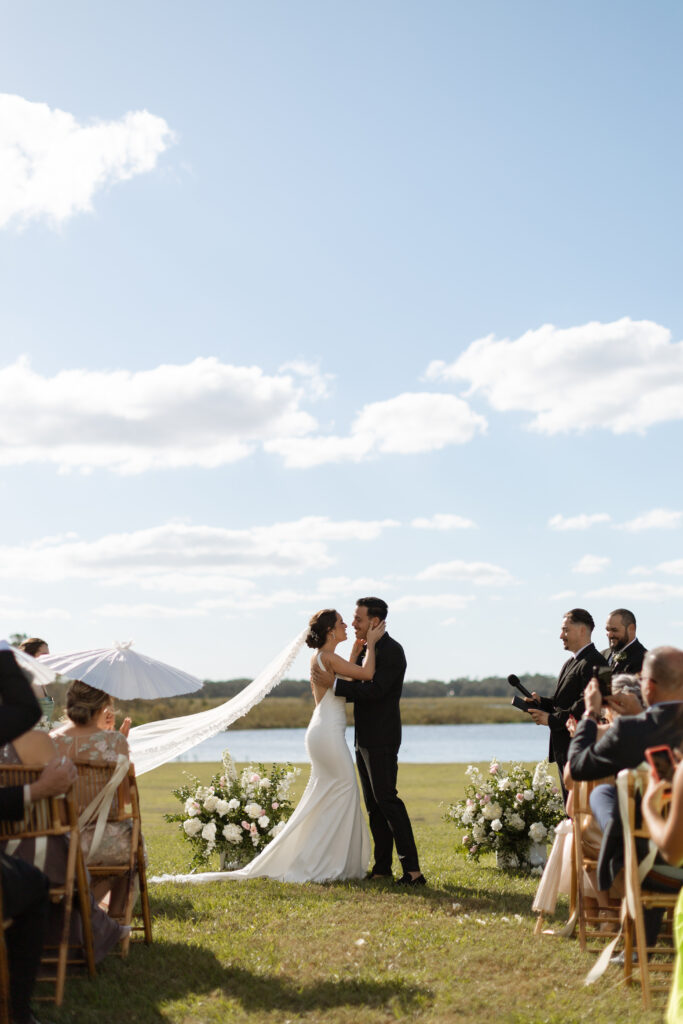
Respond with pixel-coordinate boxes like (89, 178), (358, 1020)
(17, 638), (54, 728)
(0, 646), (76, 1024)
(568, 647), (683, 942)
(642, 756), (683, 1023)
(602, 609), (647, 674)
(1, 724), (128, 958)
(51, 680), (137, 919)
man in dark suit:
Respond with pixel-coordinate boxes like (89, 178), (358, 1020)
(526, 608), (607, 798)
(0, 647), (77, 1024)
(329, 597), (424, 886)
(602, 608), (647, 675)
(568, 646), (683, 941)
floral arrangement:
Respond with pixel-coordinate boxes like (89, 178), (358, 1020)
(445, 759), (565, 871)
(165, 749), (300, 870)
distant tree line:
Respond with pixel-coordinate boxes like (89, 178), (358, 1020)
(199, 673), (557, 700)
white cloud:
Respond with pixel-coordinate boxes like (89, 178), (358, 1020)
(0, 356), (316, 473)
(0, 93), (175, 229)
(426, 317), (683, 435)
(549, 590), (577, 601)
(658, 559), (683, 575)
(572, 555), (610, 574)
(548, 513), (611, 531)
(91, 603), (207, 619)
(316, 577), (396, 596)
(0, 517), (399, 591)
(266, 392), (487, 468)
(617, 508), (682, 532)
(411, 514), (476, 530)
(391, 594), (474, 611)
(417, 560), (514, 587)
(587, 582), (683, 602)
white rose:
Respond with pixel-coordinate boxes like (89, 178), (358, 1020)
(215, 799), (230, 817)
(259, 778), (271, 789)
(183, 818), (202, 836)
(245, 802), (263, 819)
(258, 815), (270, 828)
(528, 821), (548, 843)
(497, 777), (512, 791)
(184, 798), (201, 817)
(227, 798), (240, 810)
(507, 813), (525, 831)
(203, 795), (219, 812)
(523, 790), (534, 802)
(491, 819), (503, 832)
(222, 823), (242, 844)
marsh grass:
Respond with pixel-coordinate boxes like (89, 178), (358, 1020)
(47, 763), (661, 1024)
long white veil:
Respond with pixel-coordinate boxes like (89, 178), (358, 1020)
(128, 628), (308, 775)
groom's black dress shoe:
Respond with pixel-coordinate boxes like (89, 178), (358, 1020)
(366, 871), (393, 880)
(395, 873), (427, 886)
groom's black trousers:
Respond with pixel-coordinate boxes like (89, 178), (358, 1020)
(356, 745), (420, 875)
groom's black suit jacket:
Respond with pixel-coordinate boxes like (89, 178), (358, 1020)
(537, 642), (607, 767)
(334, 633), (406, 749)
(0, 649), (42, 820)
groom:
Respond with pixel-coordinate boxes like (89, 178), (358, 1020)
(316, 596), (425, 885)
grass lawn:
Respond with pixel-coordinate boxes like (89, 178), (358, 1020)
(45, 762), (662, 1024)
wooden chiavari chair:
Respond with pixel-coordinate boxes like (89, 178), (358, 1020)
(0, 764), (95, 1006)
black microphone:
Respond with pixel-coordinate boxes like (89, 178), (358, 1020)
(507, 673), (534, 700)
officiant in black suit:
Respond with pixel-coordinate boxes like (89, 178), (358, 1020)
(330, 597), (425, 886)
(526, 608), (608, 798)
(602, 608), (647, 675)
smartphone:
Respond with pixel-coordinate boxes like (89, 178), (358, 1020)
(511, 694), (540, 713)
(593, 665), (613, 697)
(645, 745), (677, 783)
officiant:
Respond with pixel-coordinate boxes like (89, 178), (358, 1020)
(525, 608), (607, 799)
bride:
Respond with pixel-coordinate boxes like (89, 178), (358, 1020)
(158, 609), (384, 884)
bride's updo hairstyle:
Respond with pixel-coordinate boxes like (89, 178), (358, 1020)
(306, 609), (338, 649)
(65, 679), (111, 725)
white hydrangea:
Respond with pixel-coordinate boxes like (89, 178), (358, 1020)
(195, 786), (213, 801)
(497, 777), (512, 791)
(257, 815), (270, 828)
(222, 823), (242, 844)
(215, 799), (230, 817)
(491, 819), (503, 832)
(227, 798), (240, 810)
(472, 822), (486, 843)
(461, 808), (474, 825)
(259, 778), (271, 789)
(523, 790), (535, 802)
(244, 802), (263, 820)
(201, 821), (217, 843)
(203, 795), (219, 812)
(528, 821), (548, 843)
(506, 812), (525, 831)
(183, 818), (203, 837)
(482, 801), (503, 821)
(269, 821), (286, 838)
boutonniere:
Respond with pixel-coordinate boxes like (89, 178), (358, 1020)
(612, 651), (626, 666)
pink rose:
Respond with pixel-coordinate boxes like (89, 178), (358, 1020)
(490, 763), (499, 775)
(271, 801), (279, 809)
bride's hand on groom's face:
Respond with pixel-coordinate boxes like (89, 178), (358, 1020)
(366, 622), (385, 645)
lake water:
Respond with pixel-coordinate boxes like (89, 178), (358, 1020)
(173, 722), (550, 765)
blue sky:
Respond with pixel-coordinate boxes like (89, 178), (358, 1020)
(1, 2), (683, 683)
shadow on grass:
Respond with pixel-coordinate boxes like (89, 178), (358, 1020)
(149, 893), (197, 921)
(55, 941), (431, 1023)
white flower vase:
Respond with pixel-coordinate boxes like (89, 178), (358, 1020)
(496, 841), (547, 872)
(219, 850), (245, 871)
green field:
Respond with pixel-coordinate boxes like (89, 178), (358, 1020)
(44, 762), (660, 1024)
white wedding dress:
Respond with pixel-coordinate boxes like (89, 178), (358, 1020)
(152, 657), (370, 885)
